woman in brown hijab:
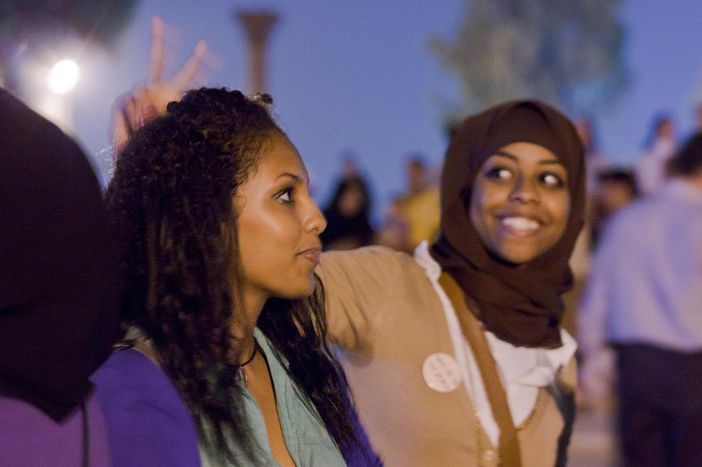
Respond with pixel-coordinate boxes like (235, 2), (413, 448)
(319, 100), (585, 466)
(432, 101), (586, 349)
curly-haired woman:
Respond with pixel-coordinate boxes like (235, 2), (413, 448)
(93, 87), (377, 466)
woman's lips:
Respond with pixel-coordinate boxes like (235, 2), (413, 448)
(299, 248), (321, 265)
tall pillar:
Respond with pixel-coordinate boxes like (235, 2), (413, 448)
(236, 10), (278, 95)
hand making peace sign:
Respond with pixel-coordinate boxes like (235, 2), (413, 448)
(111, 17), (208, 152)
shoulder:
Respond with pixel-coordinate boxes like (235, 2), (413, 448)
(600, 197), (655, 241)
(91, 346), (190, 425)
(612, 198), (648, 223)
(92, 347), (164, 393)
(91, 348), (201, 467)
(320, 246), (418, 273)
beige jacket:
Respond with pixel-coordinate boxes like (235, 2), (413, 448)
(318, 246), (576, 467)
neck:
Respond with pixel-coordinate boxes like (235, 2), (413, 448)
(232, 287), (268, 365)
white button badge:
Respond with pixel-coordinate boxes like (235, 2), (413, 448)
(422, 352), (461, 392)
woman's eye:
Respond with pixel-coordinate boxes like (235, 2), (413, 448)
(276, 187), (294, 203)
(541, 173), (564, 188)
(485, 167), (512, 180)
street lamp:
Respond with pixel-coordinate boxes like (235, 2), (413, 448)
(46, 59), (80, 94)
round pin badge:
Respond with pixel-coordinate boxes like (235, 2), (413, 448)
(422, 352), (461, 392)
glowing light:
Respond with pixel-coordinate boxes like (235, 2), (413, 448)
(46, 59), (80, 94)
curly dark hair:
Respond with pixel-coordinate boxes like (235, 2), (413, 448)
(106, 88), (361, 463)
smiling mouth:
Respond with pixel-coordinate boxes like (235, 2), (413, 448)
(500, 216), (541, 236)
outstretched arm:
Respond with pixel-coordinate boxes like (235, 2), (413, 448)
(111, 17), (208, 152)
(317, 246), (406, 351)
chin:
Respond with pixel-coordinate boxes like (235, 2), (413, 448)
(493, 234), (559, 264)
(490, 245), (543, 266)
(277, 280), (316, 299)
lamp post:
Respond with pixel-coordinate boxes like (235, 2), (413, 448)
(236, 10), (278, 95)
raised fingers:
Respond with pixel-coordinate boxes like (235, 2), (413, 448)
(111, 93), (138, 152)
(147, 17), (165, 84)
(170, 40), (208, 91)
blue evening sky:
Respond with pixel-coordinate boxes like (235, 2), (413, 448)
(42, 0), (702, 219)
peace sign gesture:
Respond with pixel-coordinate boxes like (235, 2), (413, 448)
(112, 17), (208, 151)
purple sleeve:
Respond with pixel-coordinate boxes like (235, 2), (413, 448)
(0, 393), (111, 467)
(91, 348), (201, 467)
(341, 384), (384, 467)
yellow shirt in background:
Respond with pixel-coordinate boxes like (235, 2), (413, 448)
(399, 187), (440, 251)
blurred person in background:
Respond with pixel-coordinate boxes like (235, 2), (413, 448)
(396, 155), (440, 252)
(636, 113), (677, 196)
(339, 152), (361, 178)
(0, 89), (119, 466)
(321, 170), (375, 251)
(575, 116), (609, 198)
(693, 103), (702, 135)
(590, 168), (639, 249)
(374, 195), (410, 251)
(578, 133), (702, 467)
(560, 117), (608, 334)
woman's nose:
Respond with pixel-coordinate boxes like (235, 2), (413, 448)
(508, 176), (539, 203)
(305, 200), (327, 234)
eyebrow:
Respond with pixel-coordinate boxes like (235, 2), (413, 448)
(492, 150), (563, 166)
(276, 172), (308, 184)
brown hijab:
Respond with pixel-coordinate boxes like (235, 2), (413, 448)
(430, 100), (585, 348)
(0, 89), (120, 420)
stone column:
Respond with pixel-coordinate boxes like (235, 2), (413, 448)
(236, 10), (278, 95)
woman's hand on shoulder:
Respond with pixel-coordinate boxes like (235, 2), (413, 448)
(111, 16), (208, 152)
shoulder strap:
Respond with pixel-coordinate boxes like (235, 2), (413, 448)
(439, 272), (522, 467)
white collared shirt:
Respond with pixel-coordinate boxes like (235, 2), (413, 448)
(414, 241), (577, 446)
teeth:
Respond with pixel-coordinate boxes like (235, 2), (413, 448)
(502, 217), (539, 232)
